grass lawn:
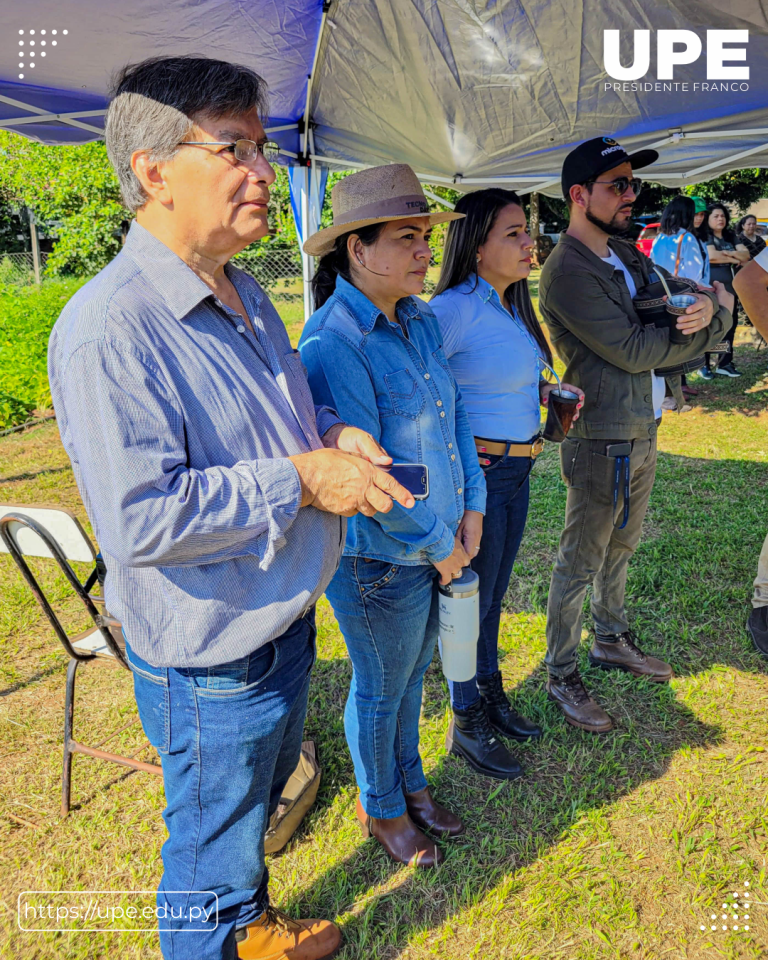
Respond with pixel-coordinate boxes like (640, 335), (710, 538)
(0, 310), (767, 958)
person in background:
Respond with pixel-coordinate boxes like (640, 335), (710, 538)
(430, 188), (584, 779)
(538, 137), (733, 734)
(733, 246), (768, 659)
(691, 196), (708, 246)
(48, 56), (417, 960)
(736, 214), (766, 261)
(299, 165), (485, 867)
(699, 203), (749, 380)
(650, 195), (709, 409)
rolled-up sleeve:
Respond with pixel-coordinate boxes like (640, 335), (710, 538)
(61, 338), (302, 570)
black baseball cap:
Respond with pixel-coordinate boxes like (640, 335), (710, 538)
(561, 137), (658, 200)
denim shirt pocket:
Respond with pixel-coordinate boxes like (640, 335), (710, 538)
(384, 369), (425, 420)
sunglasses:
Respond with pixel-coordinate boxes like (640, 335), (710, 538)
(178, 139), (280, 164)
(586, 176), (644, 197)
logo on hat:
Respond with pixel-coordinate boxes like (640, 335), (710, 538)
(602, 137), (618, 145)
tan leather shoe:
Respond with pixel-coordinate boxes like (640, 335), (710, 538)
(546, 669), (613, 733)
(356, 796), (443, 867)
(589, 631), (674, 681)
(235, 905), (341, 960)
(404, 786), (465, 838)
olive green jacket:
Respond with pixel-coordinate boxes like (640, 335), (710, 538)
(539, 232), (732, 440)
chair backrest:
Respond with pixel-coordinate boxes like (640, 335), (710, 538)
(0, 505), (95, 563)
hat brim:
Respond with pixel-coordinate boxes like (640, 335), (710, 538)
(303, 211), (465, 257)
(628, 148), (659, 171)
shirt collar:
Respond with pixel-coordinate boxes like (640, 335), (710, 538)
(557, 231), (635, 280)
(334, 275), (421, 334)
(122, 222), (219, 322)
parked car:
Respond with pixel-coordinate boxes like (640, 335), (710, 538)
(635, 222), (660, 257)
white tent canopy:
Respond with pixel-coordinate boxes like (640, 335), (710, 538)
(3, 0), (768, 310)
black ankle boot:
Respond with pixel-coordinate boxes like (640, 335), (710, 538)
(476, 671), (542, 741)
(446, 698), (523, 781)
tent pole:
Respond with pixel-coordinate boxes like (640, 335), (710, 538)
(29, 209), (41, 286)
(300, 166), (315, 323)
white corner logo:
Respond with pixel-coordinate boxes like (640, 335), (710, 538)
(699, 882), (764, 934)
(17, 28), (68, 80)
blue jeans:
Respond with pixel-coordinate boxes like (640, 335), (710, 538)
(326, 557), (438, 819)
(449, 454), (532, 710)
(125, 611), (316, 960)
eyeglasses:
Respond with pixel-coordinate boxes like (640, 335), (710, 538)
(178, 139), (280, 164)
(586, 176), (643, 197)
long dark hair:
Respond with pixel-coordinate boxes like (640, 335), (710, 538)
(311, 223), (386, 310)
(432, 188), (552, 365)
(706, 203), (736, 245)
(660, 195), (695, 236)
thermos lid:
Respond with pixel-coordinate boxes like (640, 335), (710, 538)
(438, 567), (479, 599)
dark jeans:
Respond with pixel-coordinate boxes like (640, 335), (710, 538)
(449, 453), (533, 709)
(125, 611), (316, 960)
(545, 434), (658, 678)
(705, 272), (738, 369)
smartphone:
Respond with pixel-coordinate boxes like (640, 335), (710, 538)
(385, 463), (429, 500)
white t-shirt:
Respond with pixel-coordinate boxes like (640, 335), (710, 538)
(753, 246), (768, 273)
(602, 249), (666, 419)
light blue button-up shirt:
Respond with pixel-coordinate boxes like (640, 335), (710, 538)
(299, 277), (486, 566)
(651, 229), (710, 285)
(429, 274), (544, 442)
(48, 223), (345, 668)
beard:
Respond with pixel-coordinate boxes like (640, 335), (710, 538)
(585, 205), (632, 237)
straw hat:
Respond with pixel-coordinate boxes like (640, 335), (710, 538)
(303, 163), (464, 257)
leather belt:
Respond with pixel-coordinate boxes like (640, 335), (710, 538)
(474, 436), (545, 460)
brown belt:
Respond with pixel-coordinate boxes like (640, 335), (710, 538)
(474, 436), (545, 460)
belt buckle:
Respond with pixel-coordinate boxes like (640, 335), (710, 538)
(531, 437), (545, 458)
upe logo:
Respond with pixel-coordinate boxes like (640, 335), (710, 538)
(603, 30), (749, 81)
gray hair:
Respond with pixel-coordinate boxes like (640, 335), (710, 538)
(105, 56), (269, 212)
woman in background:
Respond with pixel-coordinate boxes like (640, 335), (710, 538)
(736, 214), (766, 261)
(430, 188), (584, 779)
(699, 203), (749, 380)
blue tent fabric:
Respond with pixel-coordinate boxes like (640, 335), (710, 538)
(3, 0), (768, 199)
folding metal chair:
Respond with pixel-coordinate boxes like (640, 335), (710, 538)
(0, 504), (162, 816)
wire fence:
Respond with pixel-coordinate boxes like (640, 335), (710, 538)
(0, 252), (49, 285)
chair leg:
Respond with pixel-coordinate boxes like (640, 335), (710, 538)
(61, 658), (79, 817)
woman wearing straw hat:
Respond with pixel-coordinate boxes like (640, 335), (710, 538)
(298, 164), (485, 867)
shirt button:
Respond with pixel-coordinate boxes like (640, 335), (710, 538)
(448, 443), (453, 449)
(424, 373), (430, 380)
(644, 395), (650, 402)
(457, 487), (463, 494)
(440, 411), (446, 418)
(451, 454), (456, 461)
(436, 400), (443, 407)
(237, 325), (246, 333)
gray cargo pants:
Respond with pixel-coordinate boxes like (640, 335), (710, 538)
(545, 433), (658, 679)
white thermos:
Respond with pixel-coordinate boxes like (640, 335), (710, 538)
(437, 568), (480, 682)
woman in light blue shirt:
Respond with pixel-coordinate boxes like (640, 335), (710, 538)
(431, 188), (584, 778)
(651, 195), (710, 285)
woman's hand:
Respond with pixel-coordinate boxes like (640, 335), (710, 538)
(457, 509), (483, 559)
(322, 423), (392, 466)
(433, 537), (471, 585)
(540, 382), (585, 423)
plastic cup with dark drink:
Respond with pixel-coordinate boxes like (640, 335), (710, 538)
(666, 293), (698, 343)
(543, 388), (580, 443)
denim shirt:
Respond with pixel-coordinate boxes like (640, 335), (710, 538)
(299, 277), (486, 566)
(430, 274), (544, 441)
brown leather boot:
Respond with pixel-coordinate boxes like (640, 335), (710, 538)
(404, 786), (465, 838)
(590, 631), (674, 681)
(546, 668), (613, 733)
(235, 904), (341, 959)
(356, 796), (444, 867)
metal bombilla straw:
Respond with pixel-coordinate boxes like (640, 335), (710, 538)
(540, 359), (562, 392)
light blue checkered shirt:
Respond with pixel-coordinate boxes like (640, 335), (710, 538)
(48, 223), (345, 667)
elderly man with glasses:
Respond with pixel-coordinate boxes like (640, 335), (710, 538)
(48, 56), (414, 960)
(538, 137), (733, 733)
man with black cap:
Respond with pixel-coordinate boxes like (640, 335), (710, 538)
(539, 136), (733, 733)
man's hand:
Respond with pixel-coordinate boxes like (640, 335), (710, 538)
(540, 381), (585, 422)
(433, 536), (471, 585)
(665, 291), (715, 335)
(457, 510), (483, 559)
(322, 423), (392, 466)
(289, 448), (414, 517)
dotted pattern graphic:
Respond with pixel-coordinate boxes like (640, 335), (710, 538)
(16, 28), (68, 79)
(700, 882), (755, 934)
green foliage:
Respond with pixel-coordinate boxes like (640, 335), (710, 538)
(0, 132), (126, 277)
(0, 278), (86, 428)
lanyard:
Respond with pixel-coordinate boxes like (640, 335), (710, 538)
(613, 455), (631, 529)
